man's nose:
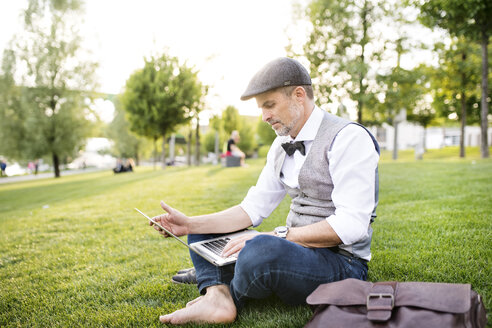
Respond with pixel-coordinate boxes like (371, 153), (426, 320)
(261, 109), (271, 123)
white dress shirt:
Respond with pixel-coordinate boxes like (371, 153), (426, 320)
(240, 106), (379, 251)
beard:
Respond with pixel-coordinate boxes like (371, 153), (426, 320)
(270, 102), (302, 136)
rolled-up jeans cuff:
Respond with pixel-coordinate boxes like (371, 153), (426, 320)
(188, 233), (234, 294)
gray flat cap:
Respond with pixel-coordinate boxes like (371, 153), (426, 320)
(240, 57), (311, 101)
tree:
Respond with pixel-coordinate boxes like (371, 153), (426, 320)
(222, 105), (242, 135)
(418, 0), (492, 158)
(121, 54), (205, 168)
(294, 0), (386, 124)
(237, 118), (257, 156)
(0, 50), (26, 161)
(428, 37), (483, 157)
(0, 0), (97, 177)
(375, 38), (428, 160)
(106, 97), (151, 165)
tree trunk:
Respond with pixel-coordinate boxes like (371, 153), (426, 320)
(214, 131), (220, 165)
(195, 118), (200, 166)
(153, 136), (157, 170)
(52, 152), (60, 178)
(187, 130), (192, 166)
(423, 126), (427, 152)
(480, 30), (490, 158)
(135, 144), (140, 166)
(392, 122), (398, 160)
(357, 0), (369, 125)
(169, 134), (176, 166)
(459, 91), (466, 158)
(161, 136), (166, 169)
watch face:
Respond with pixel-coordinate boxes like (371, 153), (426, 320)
(275, 226), (288, 236)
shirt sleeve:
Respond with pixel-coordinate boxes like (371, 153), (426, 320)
(240, 139), (286, 227)
(325, 124), (379, 245)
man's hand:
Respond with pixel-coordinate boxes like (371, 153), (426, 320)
(150, 201), (190, 237)
(221, 232), (274, 258)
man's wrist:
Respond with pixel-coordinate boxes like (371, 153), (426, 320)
(274, 226), (289, 238)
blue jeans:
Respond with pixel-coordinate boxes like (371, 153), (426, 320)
(188, 233), (368, 308)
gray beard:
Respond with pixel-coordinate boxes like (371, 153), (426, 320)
(273, 103), (302, 136)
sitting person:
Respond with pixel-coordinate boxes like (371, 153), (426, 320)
(226, 130), (246, 166)
(125, 158), (135, 172)
(113, 158), (134, 173)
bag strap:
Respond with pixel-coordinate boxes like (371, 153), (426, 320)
(366, 282), (397, 322)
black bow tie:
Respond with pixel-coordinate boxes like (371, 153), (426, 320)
(281, 141), (306, 156)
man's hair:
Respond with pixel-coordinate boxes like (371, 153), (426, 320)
(281, 85), (314, 100)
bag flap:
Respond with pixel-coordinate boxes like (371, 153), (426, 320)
(395, 282), (471, 313)
(307, 278), (370, 306)
(307, 279), (471, 314)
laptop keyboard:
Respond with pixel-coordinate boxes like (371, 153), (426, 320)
(201, 237), (231, 257)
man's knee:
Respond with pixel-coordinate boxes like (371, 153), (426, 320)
(236, 235), (284, 273)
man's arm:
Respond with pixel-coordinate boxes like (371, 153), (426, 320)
(286, 220), (342, 248)
(151, 201), (252, 237)
(188, 205), (252, 234)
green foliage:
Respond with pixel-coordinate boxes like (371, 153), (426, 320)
(121, 55), (204, 141)
(0, 151), (491, 327)
(201, 129), (217, 154)
(375, 65), (430, 125)
(256, 116), (277, 146)
(105, 97), (152, 163)
(237, 119), (257, 156)
(222, 105), (242, 135)
(0, 0), (97, 177)
(429, 37), (486, 124)
(297, 0), (387, 123)
(417, 0), (492, 158)
(121, 54), (205, 167)
(418, 0), (492, 42)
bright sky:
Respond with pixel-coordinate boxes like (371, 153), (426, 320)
(0, 0), (302, 122)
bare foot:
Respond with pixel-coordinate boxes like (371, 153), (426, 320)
(159, 285), (237, 325)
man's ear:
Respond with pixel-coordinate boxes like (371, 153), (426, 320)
(293, 86), (306, 103)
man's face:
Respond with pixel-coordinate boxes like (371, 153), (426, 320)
(255, 90), (302, 137)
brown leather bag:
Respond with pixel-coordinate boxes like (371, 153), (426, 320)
(305, 278), (487, 328)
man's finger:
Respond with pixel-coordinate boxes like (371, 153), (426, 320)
(160, 200), (173, 214)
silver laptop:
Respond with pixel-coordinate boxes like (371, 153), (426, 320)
(135, 208), (258, 266)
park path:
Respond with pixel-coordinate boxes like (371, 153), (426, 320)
(0, 167), (106, 184)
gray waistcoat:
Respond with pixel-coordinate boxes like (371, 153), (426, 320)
(273, 111), (379, 259)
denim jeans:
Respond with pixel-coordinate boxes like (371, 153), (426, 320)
(188, 233), (368, 308)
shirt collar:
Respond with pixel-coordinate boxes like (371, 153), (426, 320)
(288, 106), (324, 142)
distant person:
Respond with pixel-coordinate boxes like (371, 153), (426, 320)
(34, 159), (39, 175)
(113, 159), (124, 173)
(28, 162), (35, 174)
(125, 158), (135, 172)
(114, 158), (135, 174)
(0, 160), (6, 176)
(227, 130), (246, 166)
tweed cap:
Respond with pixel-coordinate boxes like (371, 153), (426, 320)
(240, 57), (311, 101)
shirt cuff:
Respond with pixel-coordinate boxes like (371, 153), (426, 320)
(239, 201), (262, 227)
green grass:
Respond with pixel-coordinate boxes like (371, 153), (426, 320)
(1, 147), (491, 327)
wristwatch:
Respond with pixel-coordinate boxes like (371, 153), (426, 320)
(274, 226), (289, 239)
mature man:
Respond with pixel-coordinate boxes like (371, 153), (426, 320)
(152, 57), (380, 325)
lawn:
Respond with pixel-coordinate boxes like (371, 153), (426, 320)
(1, 147), (491, 327)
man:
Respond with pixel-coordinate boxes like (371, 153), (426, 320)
(151, 57), (380, 325)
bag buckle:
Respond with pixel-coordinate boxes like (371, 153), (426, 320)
(367, 293), (395, 309)
(367, 292), (394, 322)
